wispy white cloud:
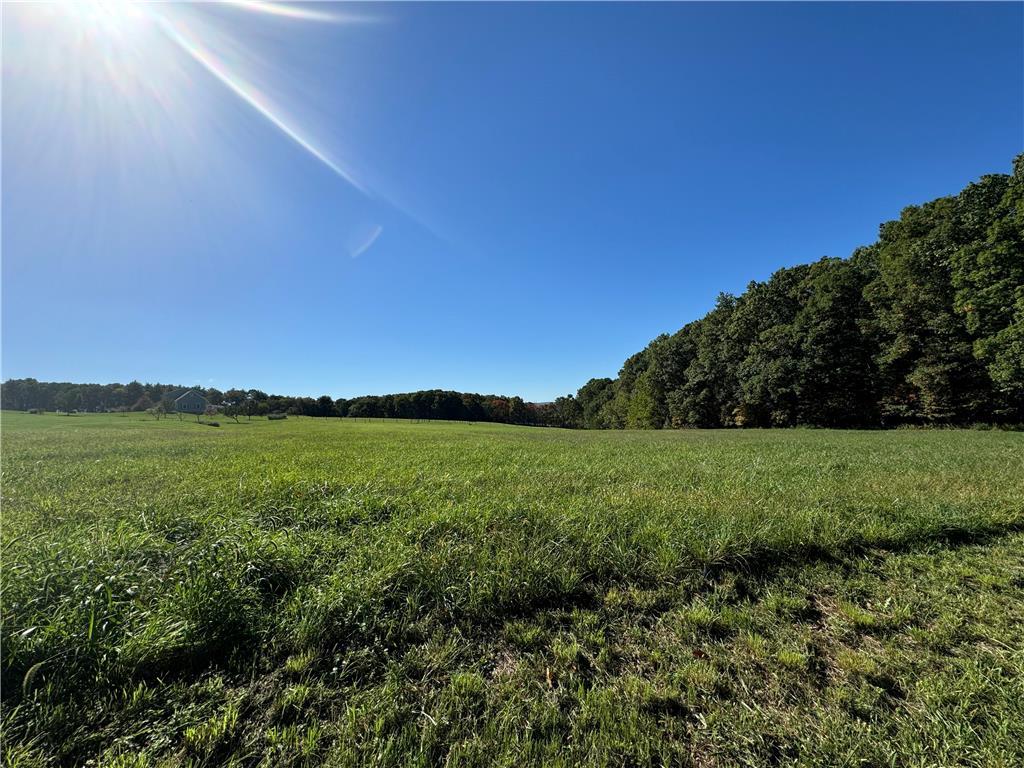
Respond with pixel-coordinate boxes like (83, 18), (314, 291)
(350, 224), (383, 258)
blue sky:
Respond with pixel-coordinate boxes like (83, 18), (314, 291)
(3, 1), (1022, 401)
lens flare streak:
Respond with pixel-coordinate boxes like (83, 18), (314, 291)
(156, 15), (367, 193)
(220, 1), (349, 23)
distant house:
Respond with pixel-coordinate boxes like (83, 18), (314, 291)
(174, 390), (208, 415)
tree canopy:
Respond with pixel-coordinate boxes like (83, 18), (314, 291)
(574, 156), (1023, 428)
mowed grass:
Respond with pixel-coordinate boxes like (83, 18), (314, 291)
(2, 412), (1023, 767)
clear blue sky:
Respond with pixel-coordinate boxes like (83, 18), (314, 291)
(3, 2), (1022, 401)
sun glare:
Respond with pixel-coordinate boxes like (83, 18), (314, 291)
(8, 0), (367, 190)
(56, 0), (150, 38)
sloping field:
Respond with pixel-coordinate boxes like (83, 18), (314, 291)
(2, 413), (1022, 766)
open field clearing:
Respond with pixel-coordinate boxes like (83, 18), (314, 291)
(2, 413), (1023, 766)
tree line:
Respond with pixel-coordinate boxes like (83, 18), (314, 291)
(3, 157), (1020, 429)
(567, 156), (1023, 428)
(0, 379), (571, 426)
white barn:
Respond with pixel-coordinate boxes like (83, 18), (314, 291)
(174, 390), (208, 415)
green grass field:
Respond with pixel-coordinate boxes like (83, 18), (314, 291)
(2, 412), (1023, 767)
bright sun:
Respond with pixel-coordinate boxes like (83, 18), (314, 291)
(56, 0), (150, 37)
(8, 0), (365, 194)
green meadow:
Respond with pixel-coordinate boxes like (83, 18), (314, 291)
(2, 412), (1023, 767)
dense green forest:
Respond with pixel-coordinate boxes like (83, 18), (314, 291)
(4, 157), (1022, 429)
(571, 156), (1024, 429)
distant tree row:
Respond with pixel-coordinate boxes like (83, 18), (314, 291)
(567, 156), (1023, 428)
(0, 379), (569, 426)
(340, 391), (538, 423)
(0, 380), (215, 415)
